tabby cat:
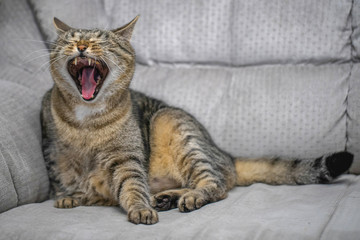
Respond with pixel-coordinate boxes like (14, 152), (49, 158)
(41, 16), (354, 225)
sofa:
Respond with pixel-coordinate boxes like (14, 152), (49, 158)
(0, 0), (359, 239)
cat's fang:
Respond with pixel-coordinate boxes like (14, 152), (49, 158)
(74, 58), (77, 65)
(88, 59), (91, 66)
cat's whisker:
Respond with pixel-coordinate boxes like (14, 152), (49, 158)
(99, 57), (127, 88)
(37, 55), (67, 73)
(24, 49), (62, 60)
(29, 55), (66, 77)
(101, 55), (125, 74)
(23, 53), (53, 64)
(100, 56), (120, 79)
(23, 50), (64, 64)
(14, 38), (57, 46)
(24, 50), (50, 60)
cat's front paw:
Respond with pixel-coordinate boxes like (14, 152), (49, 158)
(178, 191), (206, 212)
(128, 206), (159, 225)
(54, 197), (80, 208)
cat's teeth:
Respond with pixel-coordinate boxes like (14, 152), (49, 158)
(74, 58), (77, 65)
(88, 59), (91, 65)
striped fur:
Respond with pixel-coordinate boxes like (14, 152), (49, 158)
(41, 17), (353, 225)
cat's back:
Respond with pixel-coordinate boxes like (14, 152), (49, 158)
(130, 89), (167, 118)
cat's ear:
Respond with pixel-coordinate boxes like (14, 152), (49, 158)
(53, 17), (73, 34)
(111, 16), (139, 40)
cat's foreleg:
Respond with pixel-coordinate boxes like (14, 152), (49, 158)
(107, 156), (158, 224)
(54, 191), (84, 208)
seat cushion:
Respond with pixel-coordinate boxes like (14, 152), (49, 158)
(0, 175), (359, 240)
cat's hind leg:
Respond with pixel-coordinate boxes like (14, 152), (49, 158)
(149, 108), (237, 212)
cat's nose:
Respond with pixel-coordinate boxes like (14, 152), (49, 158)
(77, 45), (87, 52)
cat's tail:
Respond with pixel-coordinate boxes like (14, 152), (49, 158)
(234, 152), (353, 186)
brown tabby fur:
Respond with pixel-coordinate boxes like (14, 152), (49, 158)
(41, 16), (353, 225)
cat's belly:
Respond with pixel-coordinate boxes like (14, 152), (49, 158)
(148, 176), (181, 194)
(147, 108), (186, 194)
(148, 142), (183, 194)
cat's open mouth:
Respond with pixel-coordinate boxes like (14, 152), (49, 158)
(67, 57), (109, 101)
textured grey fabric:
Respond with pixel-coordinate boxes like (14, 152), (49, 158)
(132, 64), (348, 159)
(0, 147), (18, 213)
(1, 0), (360, 239)
(349, 1), (360, 173)
(0, 175), (359, 240)
(352, 0), (360, 60)
(0, 0), (52, 93)
(0, 81), (49, 213)
(0, 0), (51, 213)
(30, 0), (352, 66)
(347, 63), (360, 173)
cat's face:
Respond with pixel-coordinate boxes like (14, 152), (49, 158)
(50, 17), (138, 103)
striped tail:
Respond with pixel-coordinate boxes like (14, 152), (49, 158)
(234, 152), (353, 186)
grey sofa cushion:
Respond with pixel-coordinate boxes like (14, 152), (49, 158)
(132, 64), (348, 160)
(30, 0), (351, 66)
(0, 175), (359, 240)
(0, 81), (49, 213)
(348, 0), (360, 173)
(28, 0), (359, 172)
(0, 0), (52, 93)
(352, 0), (360, 60)
(0, 0), (52, 213)
(347, 63), (360, 173)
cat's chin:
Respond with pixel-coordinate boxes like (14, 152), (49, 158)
(67, 57), (109, 102)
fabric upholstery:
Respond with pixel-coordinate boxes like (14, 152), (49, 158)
(0, 81), (49, 213)
(0, 2), (360, 240)
(0, 0), (52, 93)
(0, 0), (51, 213)
(132, 64), (348, 159)
(28, 0), (360, 172)
(348, 0), (360, 173)
(352, 0), (360, 60)
(0, 175), (359, 240)
(347, 63), (360, 172)
(30, 0), (352, 66)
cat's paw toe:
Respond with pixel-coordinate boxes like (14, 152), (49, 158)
(128, 206), (158, 225)
(151, 193), (178, 211)
(54, 197), (80, 208)
(178, 192), (206, 212)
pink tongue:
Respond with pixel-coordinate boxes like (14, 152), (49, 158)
(81, 68), (97, 100)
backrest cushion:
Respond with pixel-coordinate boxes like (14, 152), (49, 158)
(30, 0), (352, 66)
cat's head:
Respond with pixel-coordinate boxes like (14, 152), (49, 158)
(50, 16), (138, 103)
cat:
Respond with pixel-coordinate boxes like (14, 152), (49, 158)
(41, 16), (354, 225)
